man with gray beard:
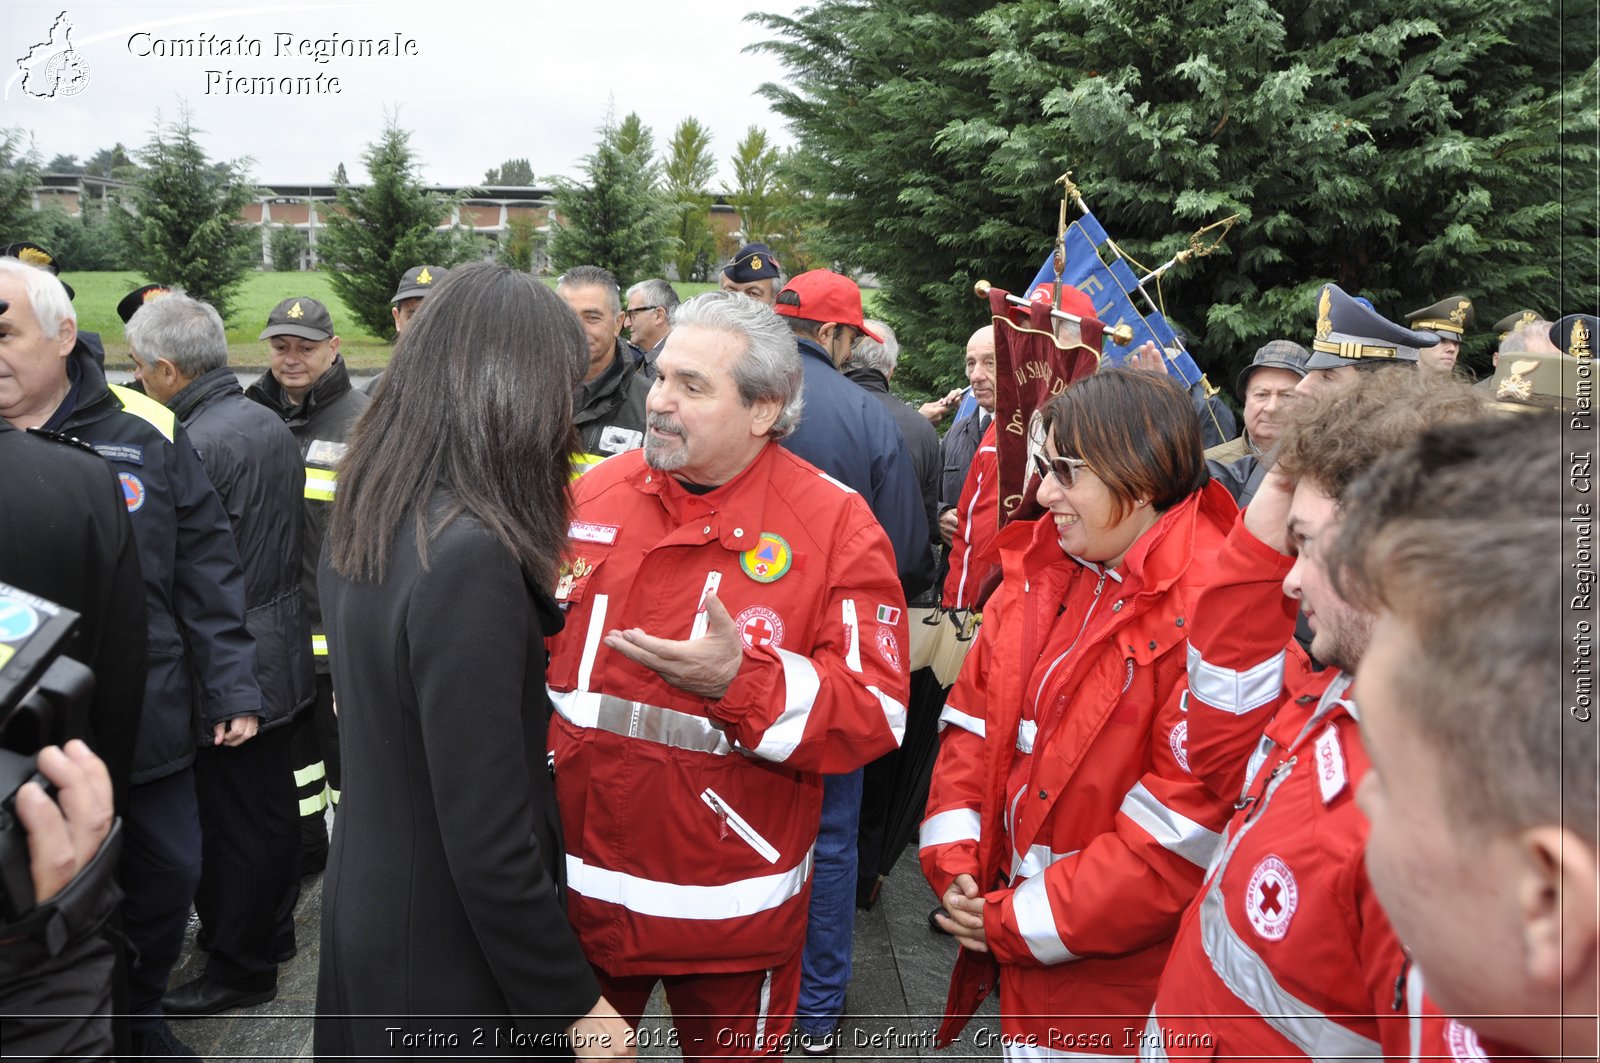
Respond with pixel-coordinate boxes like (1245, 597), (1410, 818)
(544, 292), (908, 1058)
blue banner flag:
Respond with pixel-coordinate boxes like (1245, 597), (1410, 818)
(1026, 212), (1205, 388)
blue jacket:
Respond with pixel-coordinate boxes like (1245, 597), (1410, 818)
(56, 344), (260, 783)
(781, 337), (934, 600)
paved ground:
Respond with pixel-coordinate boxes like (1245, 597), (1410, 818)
(161, 839), (1001, 1061)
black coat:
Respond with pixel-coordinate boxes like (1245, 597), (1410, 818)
(573, 339), (650, 459)
(248, 358), (371, 674)
(55, 345), (260, 783)
(783, 338), (935, 600)
(314, 498), (599, 1055)
(846, 365), (942, 552)
(171, 367), (315, 730)
(0, 423), (147, 810)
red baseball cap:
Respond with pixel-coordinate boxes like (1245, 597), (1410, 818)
(1028, 282), (1100, 325)
(774, 270), (883, 342)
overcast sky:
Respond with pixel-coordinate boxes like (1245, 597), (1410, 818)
(2, 1), (797, 187)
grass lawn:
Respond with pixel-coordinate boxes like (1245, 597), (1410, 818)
(63, 271), (737, 372)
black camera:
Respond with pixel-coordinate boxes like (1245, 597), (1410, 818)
(0, 581), (94, 921)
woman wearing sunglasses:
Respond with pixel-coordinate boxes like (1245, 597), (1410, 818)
(920, 369), (1240, 1059)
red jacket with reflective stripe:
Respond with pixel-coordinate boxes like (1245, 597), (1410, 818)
(546, 445), (908, 976)
(1148, 517), (1409, 1060)
(941, 421), (998, 609)
(920, 481), (1238, 1047)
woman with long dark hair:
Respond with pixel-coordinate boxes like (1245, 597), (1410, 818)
(920, 370), (1240, 1058)
(314, 263), (632, 1060)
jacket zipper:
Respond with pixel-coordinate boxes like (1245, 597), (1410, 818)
(700, 788), (781, 865)
(1029, 570), (1108, 723)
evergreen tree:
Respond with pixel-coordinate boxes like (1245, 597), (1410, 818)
(727, 126), (782, 244)
(333, 162), (348, 184)
(754, 0), (1597, 392)
(0, 129), (41, 238)
(484, 157), (535, 185)
(318, 119), (474, 340)
(665, 118), (717, 281)
(111, 109), (258, 321)
(84, 143), (137, 180)
(548, 113), (673, 287)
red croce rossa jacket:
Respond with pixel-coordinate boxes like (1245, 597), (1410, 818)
(920, 480), (1238, 1053)
(547, 445), (908, 976)
(1146, 515), (1410, 1062)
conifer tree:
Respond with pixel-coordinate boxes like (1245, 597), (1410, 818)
(112, 109), (258, 321)
(665, 118), (717, 282)
(549, 112), (673, 287)
(755, 0), (1596, 392)
(318, 119), (472, 340)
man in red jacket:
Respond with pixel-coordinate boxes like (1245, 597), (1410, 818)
(1337, 411), (1593, 1063)
(546, 291), (908, 1060)
(1146, 302), (1489, 1061)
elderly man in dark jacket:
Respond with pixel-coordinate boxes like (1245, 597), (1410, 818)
(0, 256), (260, 1059)
(247, 297), (370, 878)
(126, 292), (314, 1016)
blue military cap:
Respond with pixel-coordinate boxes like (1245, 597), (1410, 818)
(1307, 283), (1436, 370)
(723, 242), (782, 283)
(1549, 314), (1598, 360)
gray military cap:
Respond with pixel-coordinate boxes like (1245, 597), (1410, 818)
(1307, 283), (1437, 371)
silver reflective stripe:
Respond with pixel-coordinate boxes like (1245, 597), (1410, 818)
(566, 849), (813, 919)
(920, 808), (981, 850)
(750, 649), (822, 763)
(550, 689), (733, 756)
(1198, 876), (1382, 1060)
(1139, 1014), (1168, 1063)
(1186, 643), (1286, 715)
(1407, 964), (1426, 1063)
(1016, 717), (1038, 754)
(1010, 873), (1079, 965)
(578, 593), (608, 692)
(1010, 842), (1078, 882)
(1119, 781), (1223, 868)
(939, 704), (985, 737)
(872, 685), (908, 746)
(842, 598), (862, 673)
(753, 967), (772, 1046)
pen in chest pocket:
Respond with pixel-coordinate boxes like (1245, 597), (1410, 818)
(689, 570), (722, 640)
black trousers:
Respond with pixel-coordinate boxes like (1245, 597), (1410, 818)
(194, 722), (297, 992)
(289, 673), (340, 871)
(120, 767), (201, 1027)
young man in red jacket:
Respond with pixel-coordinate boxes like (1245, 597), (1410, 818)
(1146, 291), (1488, 1061)
(546, 292), (908, 1060)
(1338, 411), (1594, 1063)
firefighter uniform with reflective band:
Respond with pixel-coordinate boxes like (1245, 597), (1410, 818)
(547, 445), (907, 987)
(920, 482), (1238, 1053)
(1145, 518), (1410, 1062)
(941, 420), (999, 610)
(247, 359), (370, 827)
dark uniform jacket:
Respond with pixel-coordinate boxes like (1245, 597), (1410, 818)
(53, 344), (260, 784)
(0, 423), (147, 810)
(247, 358), (371, 675)
(784, 338), (934, 601)
(573, 339), (651, 466)
(846, 364), (942, 555)
(172, 367), (314, 730)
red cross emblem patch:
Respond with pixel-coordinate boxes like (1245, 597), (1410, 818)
(1244, 854), (1298, 941)
(734, 605), (785, 651)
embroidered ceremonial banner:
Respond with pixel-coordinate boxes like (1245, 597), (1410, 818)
(988, 287), (1099, 527)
